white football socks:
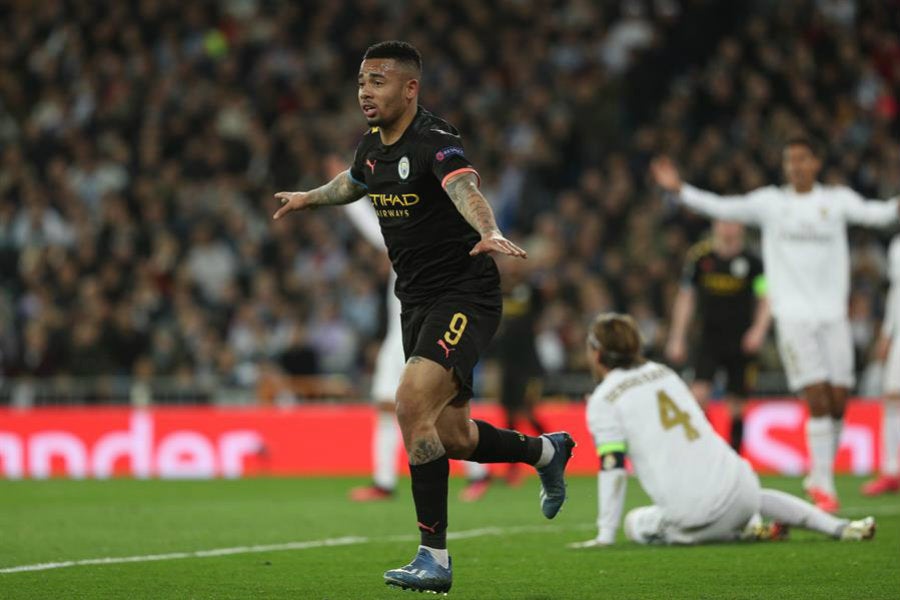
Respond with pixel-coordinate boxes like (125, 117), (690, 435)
(420, 545), (450, 569)
(883, 402), (900, 476)
(534, 436), (555, 469)
(806, 416), (836, 495)
(373, 411), (400, 491)
(760, 488), (847, 538)
(831, 417), (843, 459)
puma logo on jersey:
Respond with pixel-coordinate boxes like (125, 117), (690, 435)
(437, 339), (456, 359)
(366, 159), (377, 173)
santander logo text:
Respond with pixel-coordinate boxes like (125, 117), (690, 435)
(0, 412), (264, 480)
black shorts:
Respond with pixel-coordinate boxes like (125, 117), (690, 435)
(401, 292), (502, 405)
(694, 344), (758, 398)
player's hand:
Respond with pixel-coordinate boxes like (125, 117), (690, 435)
(273, 191), (312, 220)
(741, 327), (767, 354)
(650, 156), (682, 193)
(567, 537), (613, 549)
(875, 335), (891, 363)
(665, 337), (687, 365)
(470, 231), (527, 259)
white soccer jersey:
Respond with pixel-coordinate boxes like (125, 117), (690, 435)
(680, 184), (898, 321)
(883, 236), (900, 340)
(587, 361), (747, 527)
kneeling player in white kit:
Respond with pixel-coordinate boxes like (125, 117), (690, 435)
(862, 234), (900, 496)
(342, 199), (491, 503)
(570, 312), (874, 547)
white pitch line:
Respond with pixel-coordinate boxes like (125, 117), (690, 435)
(0, 524), (592, 575)
(4, 504), (896, 575)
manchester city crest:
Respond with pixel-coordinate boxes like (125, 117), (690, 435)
(398, 156), (410, 180)
(731, 257), (749, 278)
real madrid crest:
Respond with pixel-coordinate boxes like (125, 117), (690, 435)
(398, 156), (410, 180)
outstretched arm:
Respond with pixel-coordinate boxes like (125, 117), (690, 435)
(841, 189), (900, 227)
(651, 157), (764, 224)
(272, 171), (367, 220)
(443, 171), (527, 258)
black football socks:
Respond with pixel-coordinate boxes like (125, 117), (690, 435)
(468, 419), (543, 465)
(410, 455), (450, 549)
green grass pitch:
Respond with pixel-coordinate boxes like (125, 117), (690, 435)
(0, 475), (897, 599)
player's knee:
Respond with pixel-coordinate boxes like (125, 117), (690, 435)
(624, 507), (665, 545)
(803, 383), (830, 416)
(394, 386), (426, 430)
(623, 509), (645, 544)
(830, 387), (849, 418)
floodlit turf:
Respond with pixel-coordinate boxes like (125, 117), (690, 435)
(0, 475), (897, 599)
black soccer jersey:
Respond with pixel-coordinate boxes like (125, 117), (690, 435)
(349, 107), (500, 305)
(681, 240), (765, 345)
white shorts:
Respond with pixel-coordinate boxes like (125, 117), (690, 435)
(885, 335), (900, 395)
(624, 462), (760, 545)
(775, 319), (855, 391)
(371, 321), (405, 402)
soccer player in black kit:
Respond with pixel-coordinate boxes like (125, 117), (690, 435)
(665, 220), (771, 453)
(273, 41), (575, 594)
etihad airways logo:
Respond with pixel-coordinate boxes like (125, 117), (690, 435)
(370, 193), (419, 207)
(370, 193), (419, 219)
(369, 194), (419, 208)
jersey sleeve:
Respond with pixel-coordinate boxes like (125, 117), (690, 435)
(679, 184), (769, 224)
(838, 187), (899, 227)
(421, 129), (480, 189)
(348, 138), (370, 189)
(586, 388), (627, 454)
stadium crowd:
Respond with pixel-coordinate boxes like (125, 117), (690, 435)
(0, 0), (898, 402)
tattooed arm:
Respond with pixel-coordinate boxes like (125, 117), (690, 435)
(272, 171), (367, 220)
(443, 172), (527, 258)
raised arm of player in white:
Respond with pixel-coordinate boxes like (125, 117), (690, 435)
(679, 184), (769, 225)
(839, 188), (900, 228)
(343, 199), (386, 251)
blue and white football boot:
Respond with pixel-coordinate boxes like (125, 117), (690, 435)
(536, 432), (576, 519)
(384, 546), (452, 594)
